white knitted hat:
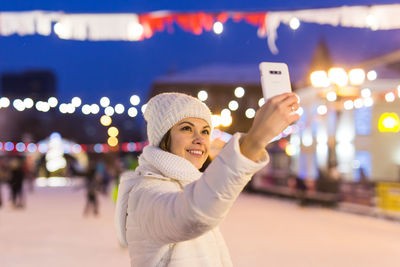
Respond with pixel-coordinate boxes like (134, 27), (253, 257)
(143, 92), (212, 146)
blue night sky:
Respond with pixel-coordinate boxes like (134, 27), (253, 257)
(1, 0), (400, 105)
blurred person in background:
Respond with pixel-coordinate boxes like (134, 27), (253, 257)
(288, 172), (308, 206)
(24, 155), (36, 192)
(0, 157), (11, 207)
(83, 157), (100, 216)
(115, 92), (300, 266)
(96, 159), (112, 195)
(9, 157), (26, 208)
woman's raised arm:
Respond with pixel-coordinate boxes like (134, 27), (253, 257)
(240, 92), (300, 162)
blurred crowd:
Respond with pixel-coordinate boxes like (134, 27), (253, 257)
(0, 153), (139, 216)
(0, 150), (378, 214)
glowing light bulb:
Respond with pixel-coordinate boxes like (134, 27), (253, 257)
(13, 99), (25, 111)
(130, 95), (140, 106)
(348, 68), (365, 85)
(317, 105), (328, 115)
(285, 144), (297, 156)
(128, 107), (138, 117)
(234, 87), (245, 98)
(41, 102), (50, 112)
(310, 71), (330, 87)
(100, 115), (112, 126)
(60, 103), (69, 114)
(367, 70), (377, 81)
(361, 88), (371, 98)
(54, 22), (71, 39)
(211, 115), (221, 127)
(220, 115), (232, 127)
(326, 91), (337, 102)
(245, 108), (256, 119)
(385, 92), (395, 102)
(66, 104), (75, 113)
(228, 100), (239, 111)
(105, 106), (114, 116)
(108, 126), (119, 137)
(100, 97), (110, 107)
(81, 104), (91, 115)
(115, 104), (125, 114)
(221, 108), (231, 118)
(127, 22), (144, 40)
(0, 97), (10, 108)
(378, 113), (400, 132)
(328, 67), (348, 87)
(289, 17), (300, 30)
(107, 136), (119, 147)
(23, 98), (34, 109)
(213, 22), (223, 34)
(71, 97), (82, 107)
(258, 98), (265, 107)
(344, 100), (354, 110)
(141, 104), (147, 114)
(48, 97), (58, 107)
(197, 90), (208, 101)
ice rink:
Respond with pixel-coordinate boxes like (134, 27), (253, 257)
(1, 183), (400, 267)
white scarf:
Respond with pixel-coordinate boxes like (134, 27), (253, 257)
(136, 145), (203, 185)
(116, 145), (203, 248)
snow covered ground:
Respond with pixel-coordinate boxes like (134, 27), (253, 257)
(1, 183), (399, 267)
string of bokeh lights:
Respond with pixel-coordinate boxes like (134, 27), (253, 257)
(0, 140), (147, 154)
(1, 77), (399, 153)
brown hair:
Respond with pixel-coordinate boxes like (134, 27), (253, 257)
(159, 130), (172, 152)
(158, 130), (211, 171)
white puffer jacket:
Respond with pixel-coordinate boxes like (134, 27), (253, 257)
(115, 133), (269, 266)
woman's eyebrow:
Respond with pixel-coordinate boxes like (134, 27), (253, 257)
(178, 121), (210, 129)
(178, 121), (194, 126)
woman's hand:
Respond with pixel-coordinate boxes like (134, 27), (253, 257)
(240, 93), (300, 162)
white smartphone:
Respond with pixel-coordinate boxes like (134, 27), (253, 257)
(259, 62), (292, 100)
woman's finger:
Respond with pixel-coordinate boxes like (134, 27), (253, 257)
(280, 94), (299, 109)
(268, 92), (296, 104)
(289, 102), (301, 113)
(288, 112), (301, 124)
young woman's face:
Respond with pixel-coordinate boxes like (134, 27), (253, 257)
(169, 117), (211, 169)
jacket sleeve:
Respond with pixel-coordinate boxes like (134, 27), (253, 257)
(130, 133), (269, 244)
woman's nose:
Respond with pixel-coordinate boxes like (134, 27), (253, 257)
(193, 132), (205, 144)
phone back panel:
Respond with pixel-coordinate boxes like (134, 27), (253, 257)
(259, 62), (292, 100)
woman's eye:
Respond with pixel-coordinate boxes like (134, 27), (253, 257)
(202, 130), (210, 135)
(181, 126), (191, 131)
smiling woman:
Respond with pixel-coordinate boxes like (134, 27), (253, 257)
(115, 92), (300, 266)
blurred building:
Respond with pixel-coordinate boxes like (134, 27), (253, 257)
(294, 49), (400, 182)
(0, 70), (143, 145)
(1, 70), (57, 101)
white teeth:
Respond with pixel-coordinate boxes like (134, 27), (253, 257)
(188, 150), (202, 155)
